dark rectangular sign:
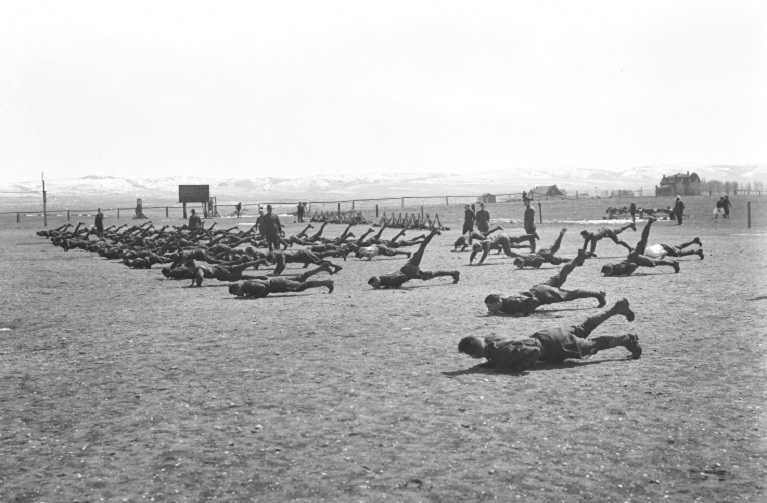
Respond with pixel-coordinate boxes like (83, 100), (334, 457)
(178, 185), (210, 203)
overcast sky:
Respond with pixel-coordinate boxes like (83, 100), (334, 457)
(2, 1), (765, 184)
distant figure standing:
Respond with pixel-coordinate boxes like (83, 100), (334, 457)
(723, 196), (732, 219)
(522, 191), (530, 203)
(629, 202), (637, 222)
(94, 208), (104, 238)
(524, 199), (539, 252)
(297, 202), (305, 223)
(235, 202), (242, 218)
(462, 204), (475, 234)
(674, 196), (685, 225)
(475, 203), (490, 233)
(262, 204), (283, 252)
(188, 209), (202, 231)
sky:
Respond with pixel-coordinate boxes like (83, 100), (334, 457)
(1, 1), (766, 184)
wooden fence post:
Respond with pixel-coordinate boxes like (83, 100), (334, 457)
(538, 202), (542, 224)
(747, 201), (751, 228)
(337, 202), (341, 215)
(445, 196), (449, 205)
(117, 208), (120, 220)
(166, 206), (169, 218)
(16, 212), (20, 223)
(376, 204), (379, 218)
(67, 210), (70, 221)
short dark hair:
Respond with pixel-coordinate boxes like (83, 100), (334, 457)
(458, 336), (484, 354)
(484, 294), (501, 304)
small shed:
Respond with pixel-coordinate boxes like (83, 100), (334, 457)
(478, 193), (497, 204)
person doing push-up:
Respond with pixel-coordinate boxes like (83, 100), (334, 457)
(580, 223), (636, 257)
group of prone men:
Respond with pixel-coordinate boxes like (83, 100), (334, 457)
(39, 215), (704, 370)
(455, 217), (705, 371)
(38, 219), (451, 298)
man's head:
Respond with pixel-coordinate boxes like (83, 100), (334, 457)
(464, 204), (470, 210)
(228, 283), (242, 296)
(601, 264), (615, 276)
(580, 230), (590, 239)
(480, 203), (485, 209)
(266, 251), (277, 262)
(161, 267), (171, 278)
(368, 276), (381, 288)
(191, 209), (195, 214)
(484, 294), (503, 314)
(266, 204), (273, 213)
(458, 336), (487, 358)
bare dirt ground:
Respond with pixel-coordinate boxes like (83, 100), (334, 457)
(1, 196), (766, 502)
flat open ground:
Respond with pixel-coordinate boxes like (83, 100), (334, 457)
(1, 197), (766, 502)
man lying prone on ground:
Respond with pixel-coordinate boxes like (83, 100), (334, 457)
(368, 229), (459, 288)
(458, 298), (640, 372)
(229, 273), (334, 298)
(485, 249), (605, 315)
(601, 218), (680, 276)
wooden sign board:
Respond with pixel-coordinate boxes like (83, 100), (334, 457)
(178, 185), (210, 203)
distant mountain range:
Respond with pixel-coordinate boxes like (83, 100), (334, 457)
(2, 164), (764, 207)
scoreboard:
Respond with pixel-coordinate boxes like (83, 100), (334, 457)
(178, 185), (210, 203)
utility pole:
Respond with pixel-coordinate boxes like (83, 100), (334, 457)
(42, 172), (48, 228)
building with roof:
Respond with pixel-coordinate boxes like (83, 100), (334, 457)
(655, 172), (701, 197)
(531, 185), (565, 199)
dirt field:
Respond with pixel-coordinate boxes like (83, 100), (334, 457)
(1, 196), (766, 502)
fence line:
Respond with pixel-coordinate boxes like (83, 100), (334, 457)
(3, 189), (762, 226)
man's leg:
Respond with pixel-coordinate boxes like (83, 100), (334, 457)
(295, 224), (314, 239)
(301, 279), (335, 293)
(379, 246), (410, 258)
(505, 234), (537, 251)
(664, 245), (700, 259)
(297, 263), (334, 282)
(418, 269), (460, 284)
(406, 229), (439, 268)
(614, 223), (636, 235)
(545, 228), (567, 256)
(308, 222), (328, 241)
(538, 249), (586, 288)
(388, 229), (407, 244)
(608, 234), (634, 251)
(632, 217), (656, 256)
(676, 238), (700, 250)
(571, 298), (635, 339)
(525, 227), (537, 252)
